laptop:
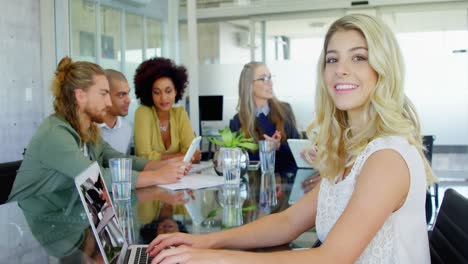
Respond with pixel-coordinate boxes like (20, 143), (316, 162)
(287, 139), (314, 168)
(74, 162), (151, 264)
(288, 168), (318, 205)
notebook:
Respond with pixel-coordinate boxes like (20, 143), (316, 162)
(287, 139), (313, 168)
(288, 168), (318, 205)
(74, 162), (151, 264)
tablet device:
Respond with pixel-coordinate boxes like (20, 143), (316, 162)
(287, 139), (313, 168)
(288, 168), (317, 205)
(183, 136), (202, 162)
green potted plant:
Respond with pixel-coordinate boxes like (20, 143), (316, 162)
(208, 127), (258, 176)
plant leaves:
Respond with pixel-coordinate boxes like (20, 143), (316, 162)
(206, 208), (219, 219)
(209, 127), (258, 150)
(208, 137), (226, 146)
(220, 128), (233, 147)
(238, 142), (259, 150)
(242, 204), (257, 211)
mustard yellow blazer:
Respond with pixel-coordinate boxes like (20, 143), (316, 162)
(134, 105), (195, 160)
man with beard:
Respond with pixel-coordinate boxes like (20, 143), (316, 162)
(99, 69), (132, 154)
(8, 57), (188, 201)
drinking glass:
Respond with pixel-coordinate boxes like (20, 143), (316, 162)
(221, 184), (242, 229)
(258, 140), (277, 209)
(219, 147), (242, 185)
(109, 158), (132, 201)
(259, 140), (276, 173)
(114, 200), (135, 244)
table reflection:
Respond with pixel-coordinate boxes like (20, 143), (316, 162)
(13, 187), (105, 263)
(0, 166), (319, 261)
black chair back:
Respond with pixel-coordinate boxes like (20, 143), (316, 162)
(429, 188), (468, 264)
(422, 135), (435, 165)
(0, 160), (21, 204)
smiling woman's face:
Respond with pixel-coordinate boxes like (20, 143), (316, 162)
(324, 29), (378, 116)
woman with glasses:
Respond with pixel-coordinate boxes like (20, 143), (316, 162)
(134, 57), (200, 162)
(229, 62), (300, 170)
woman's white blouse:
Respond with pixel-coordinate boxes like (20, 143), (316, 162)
(316, 136), (430, 264)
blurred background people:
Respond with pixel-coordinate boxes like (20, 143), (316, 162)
(8, 57), (188, 201)
(230, 62), (300, 170)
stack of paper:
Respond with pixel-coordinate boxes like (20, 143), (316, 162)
(159, 173), (223, 190)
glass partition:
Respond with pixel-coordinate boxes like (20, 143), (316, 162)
(70, 0), (97, 62)
(125, 13), (144, 64)
(100, 5), (122, 70)
(147, 18), (163, 58)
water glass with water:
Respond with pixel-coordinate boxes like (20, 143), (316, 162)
(109, 158), (132, 201)
(114, 200), (135, 244)
(222, 184), (243, 229)
(219, 147), (242, 185)
(259, 140), (276, 173)
(259, 140), (277, 209)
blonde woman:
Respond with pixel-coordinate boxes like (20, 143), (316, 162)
(146, 14), (435, 263)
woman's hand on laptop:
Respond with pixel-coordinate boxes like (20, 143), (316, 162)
(147, 232), (211, 257)
(151, 245), (230, 264)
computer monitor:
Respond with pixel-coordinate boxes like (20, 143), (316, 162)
(198, 95), (223, 121)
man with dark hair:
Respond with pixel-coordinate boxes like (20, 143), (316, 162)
(99, 69), (132, 154)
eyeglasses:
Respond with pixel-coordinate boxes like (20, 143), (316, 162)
(253, 75), (273, 83)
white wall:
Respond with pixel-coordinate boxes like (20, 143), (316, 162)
(399, 31), (468, 145)
(0, 0), (43, 162)
(218, 22), (251, 64)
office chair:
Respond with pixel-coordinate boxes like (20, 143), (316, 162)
(429, 188), (468, 264)
(0, 160), (22, 204)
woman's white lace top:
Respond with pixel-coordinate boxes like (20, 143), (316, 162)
(316, 136), (430, 264)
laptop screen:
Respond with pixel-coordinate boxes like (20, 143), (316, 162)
(75, 163), (127, 264)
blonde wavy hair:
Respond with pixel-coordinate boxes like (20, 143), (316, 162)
(237, 62), (296, 141)
(51, 57), (105, 144)
(307, 14), (436, 186)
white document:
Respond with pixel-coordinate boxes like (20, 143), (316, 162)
(188, 161), (214, 174)
(159, 173), (224, 190)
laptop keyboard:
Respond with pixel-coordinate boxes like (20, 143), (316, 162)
(134, 246), (153, 264)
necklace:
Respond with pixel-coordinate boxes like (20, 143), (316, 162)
(159, 121), (169, 132)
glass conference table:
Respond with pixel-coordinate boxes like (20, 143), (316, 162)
(0, 165), (319, 263)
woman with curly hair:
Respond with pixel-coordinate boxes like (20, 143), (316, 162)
(134, 57), (200, 161)
(146, 14), (435, 263)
